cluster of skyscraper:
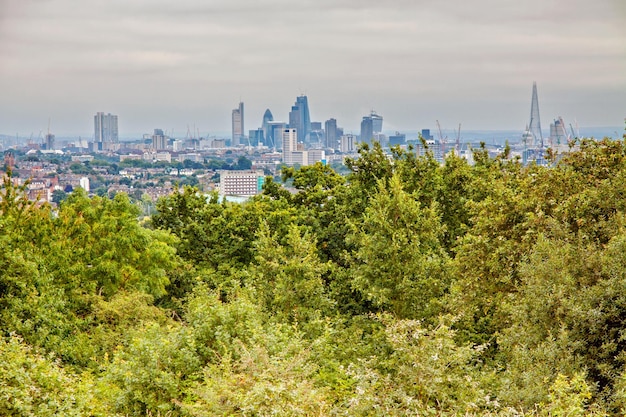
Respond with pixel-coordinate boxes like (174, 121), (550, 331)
(233, 95), (388, 165)
(522, 82), (575, 164)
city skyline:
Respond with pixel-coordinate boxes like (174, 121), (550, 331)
(1, 0), (625, 136)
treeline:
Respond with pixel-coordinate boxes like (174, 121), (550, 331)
(2, 138), (626, 415)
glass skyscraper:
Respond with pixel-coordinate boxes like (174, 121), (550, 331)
(289, 95), (311, 144)
(360, 111), (383, 145)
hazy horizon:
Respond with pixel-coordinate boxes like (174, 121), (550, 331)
(1, 0), (625, 136)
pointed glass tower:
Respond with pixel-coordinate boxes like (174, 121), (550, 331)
(529, 82), (543, 148)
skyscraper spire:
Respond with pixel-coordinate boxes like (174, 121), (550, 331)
(529, 82), (543, 148)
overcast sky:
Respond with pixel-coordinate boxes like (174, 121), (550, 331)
(1, 0), (624, 137)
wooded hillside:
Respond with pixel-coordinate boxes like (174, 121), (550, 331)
(2, 137), (626, 416)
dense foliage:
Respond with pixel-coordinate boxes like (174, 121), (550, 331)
(3, 137), (626, 415)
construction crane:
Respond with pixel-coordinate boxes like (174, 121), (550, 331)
(455, 123), (461, 156)
(569, 124), (576, 140)
(47, 117), (51, 142)
(436, 120), (446, 159)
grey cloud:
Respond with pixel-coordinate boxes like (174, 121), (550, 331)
(0, 0), (624, 135)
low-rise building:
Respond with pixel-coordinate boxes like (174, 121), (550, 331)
(219, 170), (265, 196)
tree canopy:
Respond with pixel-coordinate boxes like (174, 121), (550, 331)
(2, 136), (626, 415)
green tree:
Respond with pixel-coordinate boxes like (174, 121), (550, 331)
(350, 174), (451, 320)
(250, 223), (333, 324)
(52, 189), (68, 204)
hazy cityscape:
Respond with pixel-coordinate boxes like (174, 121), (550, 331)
(2, 1), (626, 415)
(1, 80), (624, 205)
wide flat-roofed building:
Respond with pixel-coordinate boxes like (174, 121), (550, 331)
(219, 170), (265, 196)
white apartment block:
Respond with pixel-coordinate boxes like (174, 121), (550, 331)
(219, 170), (265, 196)
(282, 128), (325, 166)
(340, 134), (356, 153)
(307, 149), (325, 165)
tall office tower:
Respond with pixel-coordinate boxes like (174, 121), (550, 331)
(262, 109), (273, 143)
(289, 95), (311, 144)
(232, 102), (244, 146)
(282, 128), (298, 165)
(324, 118), (338, 149)
(267, 121), (286, 149)
(360, 116), (373, 145)
(94, 112), (119, 148)
(370, 111), (383, 133)
(152, 128), (167, 150)
(309, 122), (324, 146)
(248, 128), (264, 147)
(360, 111), (383, 145)
(529, 82), (543, 148)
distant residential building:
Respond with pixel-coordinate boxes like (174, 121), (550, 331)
(232, 102), (244, 146)
(119, 154), (143, 162)
(177, 153), (203, 163)
(152, 129), (168, 151)
(177, 168), (194, 176)
(143, 151), (171, 163)
(421, 129), (434, 140)
(94, 112), (119, 150)
(211, 138), (226, 148)
(79, 177), (90, 192)
(219, 170), (265, 196)
(172, 140), (184, 152)
(26, 179), (51, 203)
(71, 155), (95, 163)
(3, 152), (15, 170)
(44, 133), (55, 150)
